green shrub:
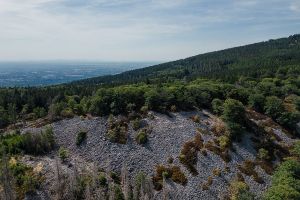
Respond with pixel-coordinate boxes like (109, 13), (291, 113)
(8, 159), (41, 199)
(76, 131), (87, 146)
(114, 185), (125, 200)
(132, 118), (141, 131)
(106, 117), (128, 144)
(264, 159), (300, 200)
(264, 96), (284, 120)
(110, 171), (121, 184)
(229, 180), (254, 200)
(33, 107), (47, 119)
(257, 148), (270, 160)
(135, 129), (148, 145)
(291, 141), (300, 157)
(58, 147), (69, 161)
(211, 98), (224, 115)
(248, 93), (265, 112)
(98, 174), (107, 187)
(1, 127), (55, 155)
(218, 135), (230, 150)
(223, 99), (245, 125)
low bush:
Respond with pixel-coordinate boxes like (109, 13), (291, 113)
(264, 159), (300, 200)
(5, 158), (42, 199)
(167, 156), (174, 164)
(106, 117), (128, 144)
(238, 160), (264, 184)
(132, 118), (141, 131)
(152, 165), (187, 190)
(58, 147), (69, 162)
(257, 148), (270, 160)
(204, 140), (231, 162)
(98, 174), (107, 187)
(110, 171), (121, 184)
(76, 131), (87, 146)
(135, 129), (148, 145)
(211, 119), (228, 136)
(0, 127), (55, 155)
(229, 180), (254, 200)
(212, 168), (221, 177)
(218, 135), (231, 150)
(179, 133), (203, 175)
(171, 166), (188, 185)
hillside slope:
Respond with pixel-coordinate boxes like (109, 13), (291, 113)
(73, 34), (300, 85)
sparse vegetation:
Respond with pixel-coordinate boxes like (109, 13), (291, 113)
(179, 133), (203, 175)
(0, 127), (55, 155)
(58, 147), (69, 162)
(153, 165), (187, 190)
(132, 118), (141, 131)
(106, 116), (128, 144)
(135, 128), (148, 145)
(238, 160), (264, 184)
(229, 180), (254, 200)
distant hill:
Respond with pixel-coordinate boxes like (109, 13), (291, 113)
(73, 34), (300, 85)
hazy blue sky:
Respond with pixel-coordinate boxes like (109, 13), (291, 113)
(0, 0), (300, 61)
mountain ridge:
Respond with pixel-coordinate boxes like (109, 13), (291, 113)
(71, 34), (300, 85)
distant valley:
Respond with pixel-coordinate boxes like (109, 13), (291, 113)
(0, 61), (157, 87)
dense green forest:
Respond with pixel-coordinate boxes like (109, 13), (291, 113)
(0, 34), (299, 132)
(0, 34), (300, 199)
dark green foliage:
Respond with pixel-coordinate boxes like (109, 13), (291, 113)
(291, 141), (300, 157)
(264, 159), (300, 200)
(264, 96), (284, 120)
(106, 117), (128, 144)
(223, 99), (245, 125)
(110, 171), (121, 184)
(73, 176), (87, 200)
(0, 35), (298, 130)
(58, 147), (68, 162)
(76, 131), (87, 146)
(98, 174), (107, 187)
(248, 93), (265, 112)
(132, 118), (141, 131)
(211, 98), (224, 115)
(135, 129), (148, 145)
(0, 158), (42, 199)
(75, 34), (300, 85)
(114, 185), (125, 200)
(33, 107), (47, 119)
(0, 127), (55, 155)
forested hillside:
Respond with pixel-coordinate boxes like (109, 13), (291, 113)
(0, 34), (300, 199)
(74, 34), (300, 85)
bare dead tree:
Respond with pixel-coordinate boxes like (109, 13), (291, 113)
(162, 176), (169, 200)
(108, 182), (115, 200)
(143, 177), (154, 200)
(54, 157), (65, 200)
(121, 163), (130, 200)
(0, 153), (15, 200)
(85, 181), (92, 200)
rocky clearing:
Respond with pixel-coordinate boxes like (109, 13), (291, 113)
(20, 110), (295, 200)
